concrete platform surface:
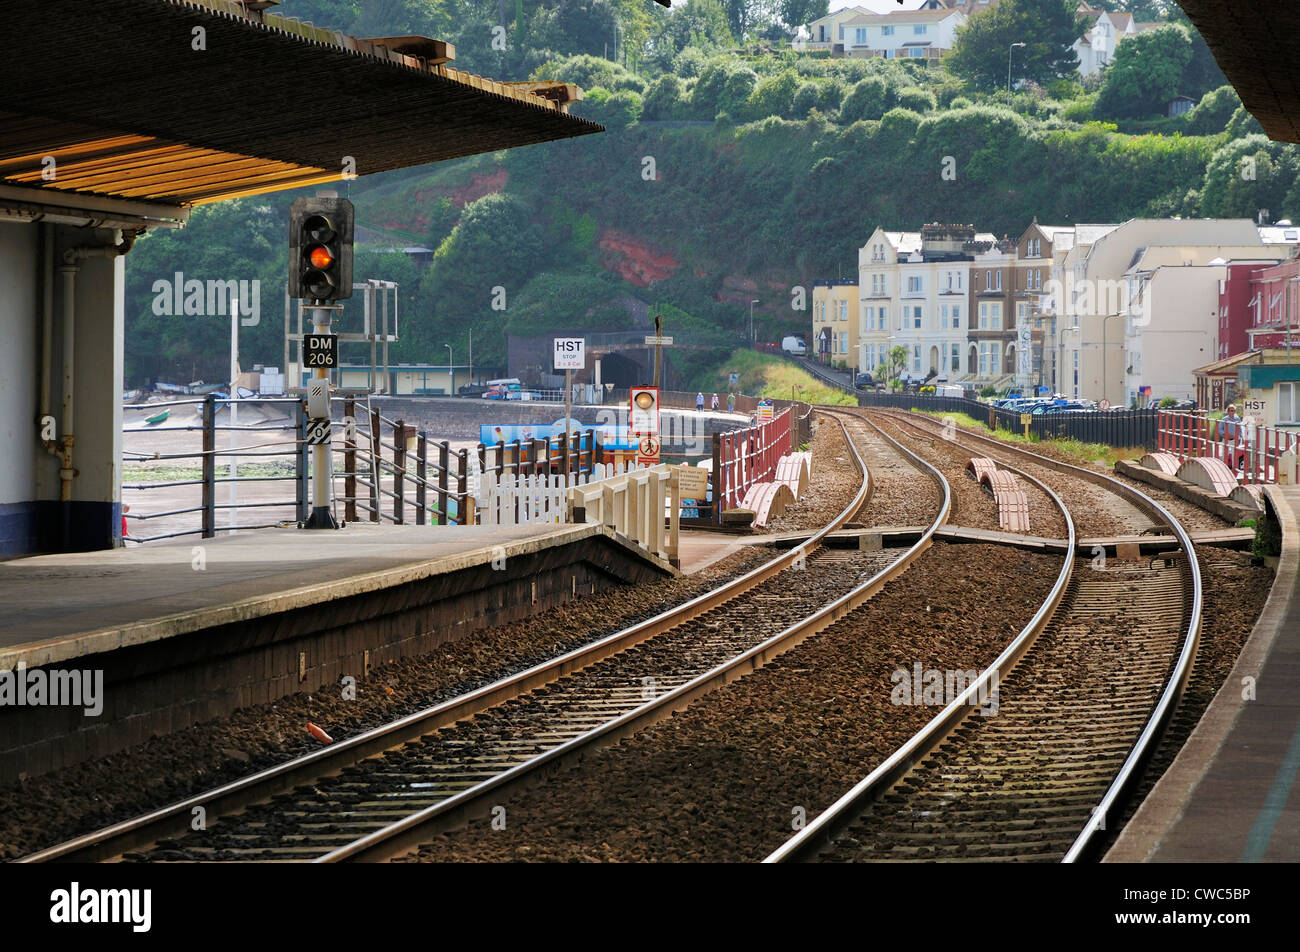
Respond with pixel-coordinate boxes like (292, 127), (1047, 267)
(0, 522), (671, 670)
(675, 530), (752, 575)
(1106, 483), (1300, 862)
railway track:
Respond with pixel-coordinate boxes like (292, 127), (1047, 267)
(22, 411), (949, 864)
(766, 409), (1203, 863)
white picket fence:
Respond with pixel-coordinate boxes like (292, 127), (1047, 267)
(474, 461), (685, 563)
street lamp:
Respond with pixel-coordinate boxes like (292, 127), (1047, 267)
(1007, 42), (1026, 103)
(750, 299), (759, 345)
(444, 343), (454, 395)
(1060, 325), (1081, 398)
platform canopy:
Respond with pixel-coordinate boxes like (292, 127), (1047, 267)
(1179, 0), (1300, 144)
(0, 0), (600, 222)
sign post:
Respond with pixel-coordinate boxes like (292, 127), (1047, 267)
(554, 338), (585, 476)
(303, 310), (340, 528)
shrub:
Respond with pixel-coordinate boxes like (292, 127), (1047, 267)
(896, 86), (937, 114)
(839, 76), (889, 123)
(642, 73), (685, 121)
(1226, 104), (1265, 139)
(1060, 95), (1095, 123)
(791, 82), (821, 119)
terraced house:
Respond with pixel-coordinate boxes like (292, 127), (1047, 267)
(812, 280), (859, 369)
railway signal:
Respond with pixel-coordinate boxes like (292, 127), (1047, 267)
(290, 196), (353, 529)
(289, 197), (354, 302)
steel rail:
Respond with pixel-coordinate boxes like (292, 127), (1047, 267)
(765, 408), (1076, 862)
(316, 411), (952, 862)
(876, 408), (1203, 864)
(23, 414), (874, 864)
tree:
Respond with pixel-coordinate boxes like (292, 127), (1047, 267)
(1200, 136), (1300, 221)
(888, 345), (908, 384)
(946, 0), (1084, 93)
(648, 0), (734, 71)
(719, 0), (779, 42)
(778, 0), (827, 30)
(1184, 85), (1240, 136)
(1094, 23), (1192, 118)
(642, 73), (687, 120)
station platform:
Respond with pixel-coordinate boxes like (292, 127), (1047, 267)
(1107, 483), (1300, 862)
(0, 522), (672, 783)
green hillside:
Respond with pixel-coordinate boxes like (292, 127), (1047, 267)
(123, 0), (1297, 385)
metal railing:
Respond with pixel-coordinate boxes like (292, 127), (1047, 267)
(121, 392), (602, 542)
(122, 394), (304, 543)
(1157, 409), (1300, 484)
(855, 391), (1160, 449)
(709, 407), (794, 524)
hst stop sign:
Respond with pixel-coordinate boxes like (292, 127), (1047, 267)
(554, 338), (585, 371)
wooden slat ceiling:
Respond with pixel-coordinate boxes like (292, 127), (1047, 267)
(0, 0), (601, 207)
(1179, 0), (1300, 144)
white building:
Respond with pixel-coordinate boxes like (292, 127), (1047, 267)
(857, 224), (997, 383)
(1046, 219), (1277, 405)
(859, 228), (920, 377)
(794, 6), (875, 54)
(1122, 248), (1288, 406)
(839, 7), (966, 60)
(796, 6), (966, 60)
(1073, 9), (1159, 76)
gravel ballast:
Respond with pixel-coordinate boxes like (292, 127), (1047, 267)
(407, 542), (1061, 863)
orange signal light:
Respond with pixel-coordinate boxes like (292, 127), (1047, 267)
(308, 245), (334, 269)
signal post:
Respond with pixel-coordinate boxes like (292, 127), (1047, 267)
(289, 196), (354, 529)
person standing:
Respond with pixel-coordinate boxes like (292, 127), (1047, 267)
(696, 392), (704, 413)
(710, 392), (719, 412)
(727, 392), (735, 414)
(1218, 404), (1244, 471)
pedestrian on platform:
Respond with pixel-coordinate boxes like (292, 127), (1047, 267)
(727, 392), (735, 413)
(711, 393), (719, 412)
(696, 392), (704, 412)
(1218, 404), (1245, 471)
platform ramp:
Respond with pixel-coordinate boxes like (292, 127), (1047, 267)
(1176, 457), (1239, 497)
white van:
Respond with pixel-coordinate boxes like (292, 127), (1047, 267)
(781, 336), (807, 356)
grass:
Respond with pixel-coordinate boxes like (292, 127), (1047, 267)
(689, 349), (857, 406)
(913, 410), (1144, 468)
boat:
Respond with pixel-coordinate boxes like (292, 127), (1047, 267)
(123, 389), (143, 403)
(144, 409), (170, 425)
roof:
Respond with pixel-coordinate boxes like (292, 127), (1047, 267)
(0, 0), (599, 213)
(1191, 350), (1263, 376)
(1073, 223), (1122, 246)
(884, 231), (924, 253)
(1179, 0), (1300, 143)
(1125, 246), (1284, 274)
(1258, 225), (1300, 243)
(842, 8), (962, 26)
(806, 5), (872, 27)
